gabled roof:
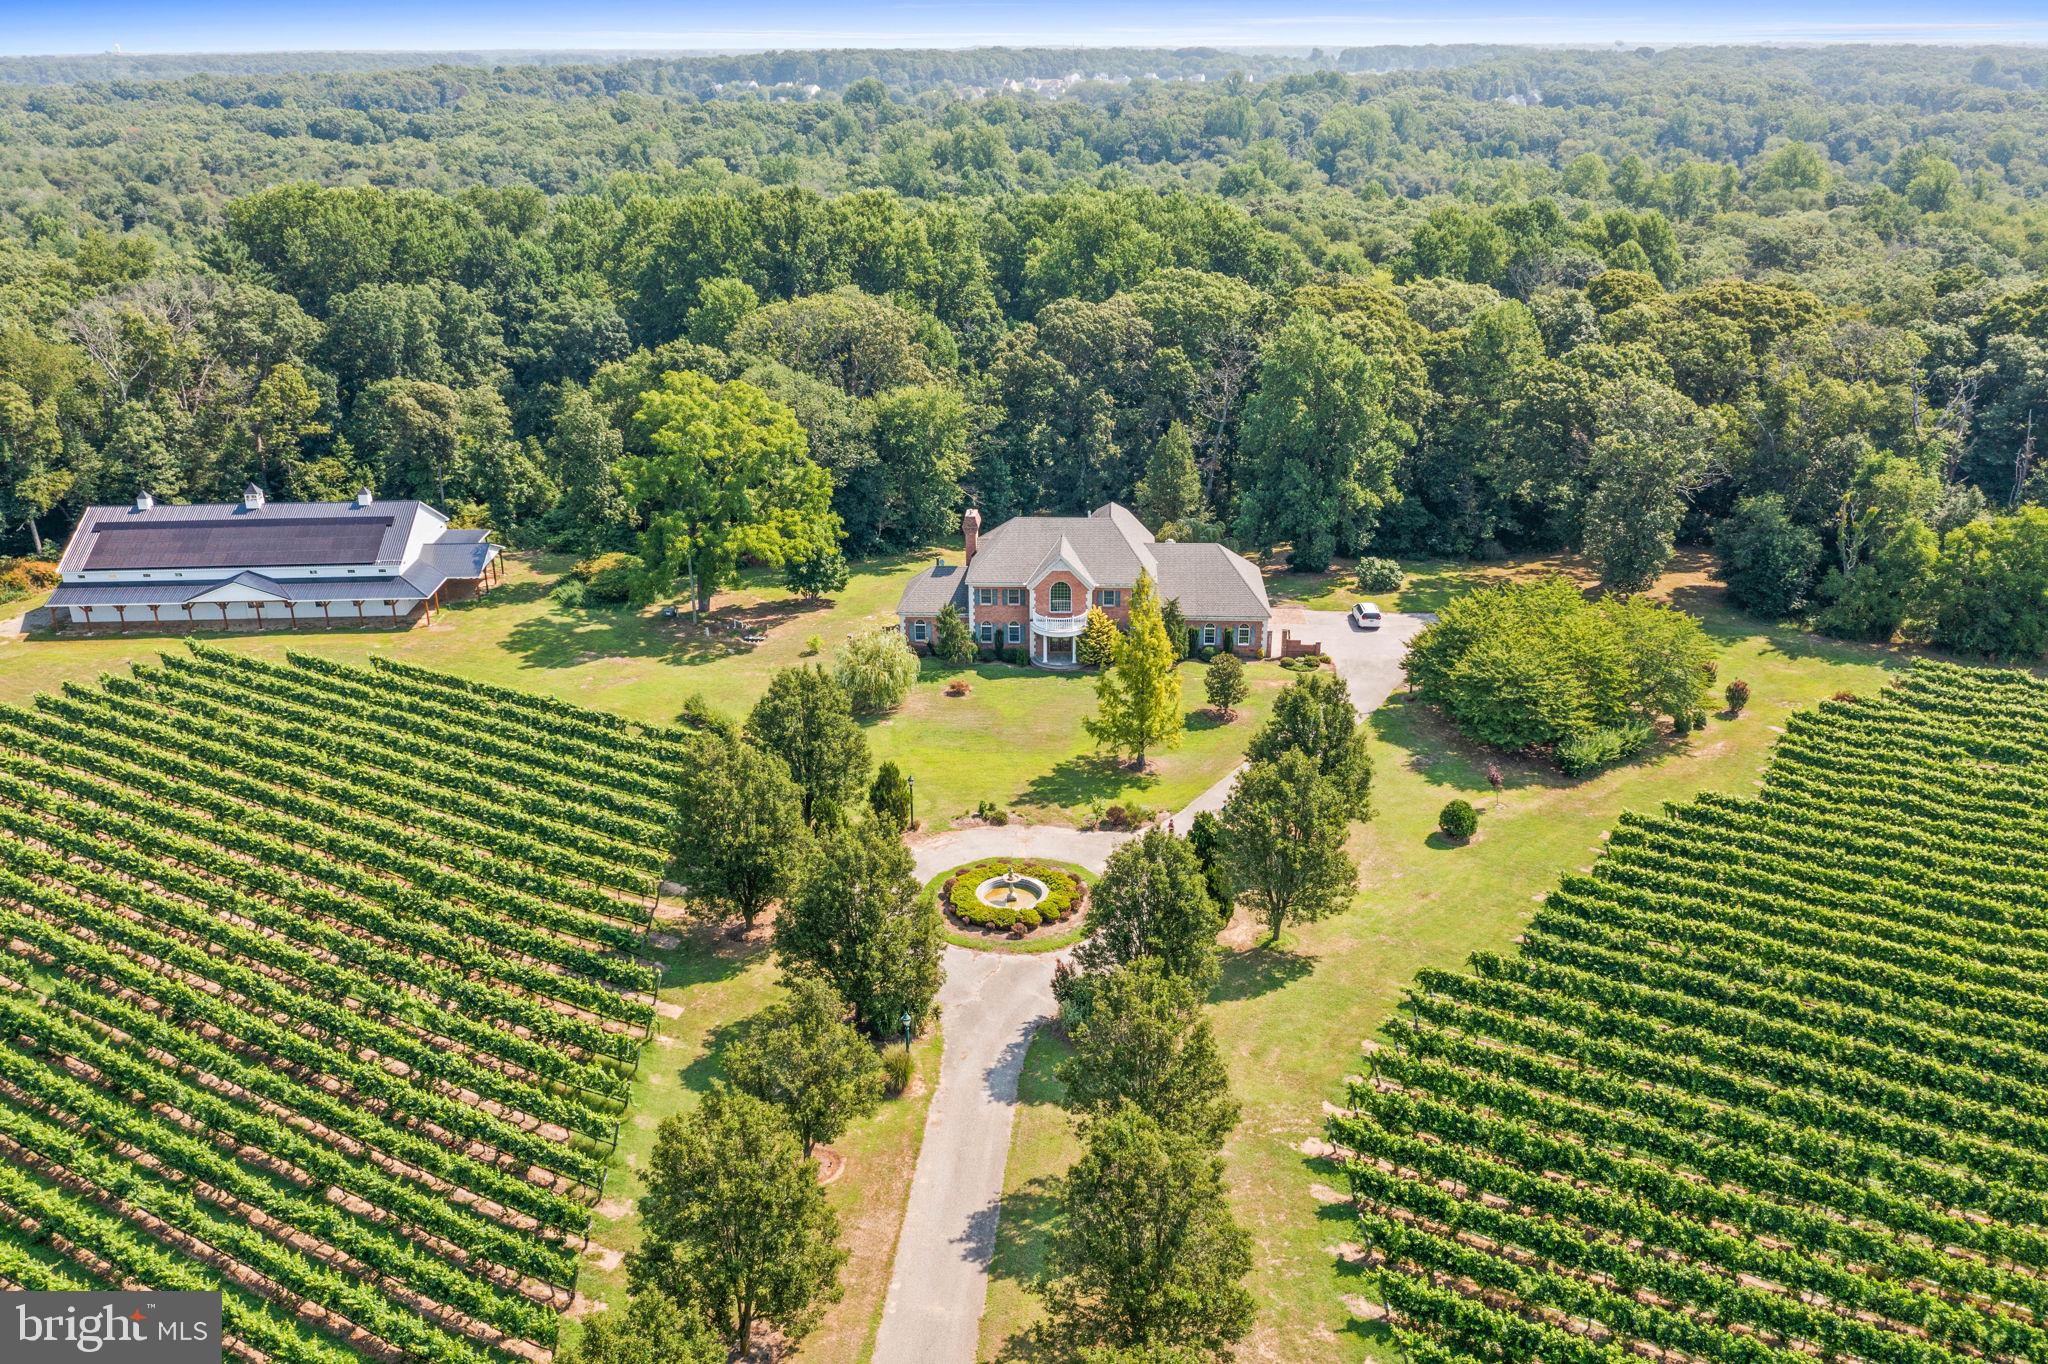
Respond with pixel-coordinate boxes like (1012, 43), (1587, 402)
(1026, 534), (1097, 591)
(58, 498), (437, 574)
(964, 503), (1157, 587)
(1150, 541), (1272, 620)
(895, 561), (968, 616)
(192, 570), (292, 601)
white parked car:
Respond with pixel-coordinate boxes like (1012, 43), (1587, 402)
(1351, 601), (1383, 630)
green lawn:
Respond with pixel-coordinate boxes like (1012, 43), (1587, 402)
(978, 593), (1915, 1362)
(0, 548), (1276, 829)
(569, 920), (942, 1363)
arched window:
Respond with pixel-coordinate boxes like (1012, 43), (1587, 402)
(1049, 581), (1072, 613)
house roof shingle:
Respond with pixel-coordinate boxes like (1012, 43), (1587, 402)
(899, 503), (1270, 622)
(895, 561), (969, 616)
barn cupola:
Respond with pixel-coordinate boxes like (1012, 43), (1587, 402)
(242, 483), (266, 511)
(133, 489), (154, 512)
(354, 487), (374, 509)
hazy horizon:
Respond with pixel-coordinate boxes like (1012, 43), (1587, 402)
(5, 0), (2048, 60)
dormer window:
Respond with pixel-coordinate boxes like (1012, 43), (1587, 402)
(1049, 581), (1072, 613)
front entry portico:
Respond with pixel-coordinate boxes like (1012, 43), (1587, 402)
(1031, 610), (1087, 668)
(1038, 633), (1076, 667)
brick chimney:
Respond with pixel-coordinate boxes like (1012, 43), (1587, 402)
(962, 507), (982, 566)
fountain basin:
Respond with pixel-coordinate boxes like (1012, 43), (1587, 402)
(973, 873), (1048, 912)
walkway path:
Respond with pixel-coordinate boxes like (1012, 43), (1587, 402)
(878, 611), (1431, 1362)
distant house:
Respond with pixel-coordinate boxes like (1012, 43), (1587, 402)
(46, 486), (501, 631)
(896, 504), (1272, 669)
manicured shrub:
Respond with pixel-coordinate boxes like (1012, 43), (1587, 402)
(868, 760), (914, 831)
(1554, 721), (1656, 777)
(973, 798), (1007, 825)
(933, 603), (975, 665)
(882, 1047), (914, 1098)
(940, 859), (1086, 931)
(1078, 607), (1122, 667)
(1438, 799), (1479, 842)
(1355, 556), (1404, 593)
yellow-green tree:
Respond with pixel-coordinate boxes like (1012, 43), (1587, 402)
(1085, 570), (1183, 768)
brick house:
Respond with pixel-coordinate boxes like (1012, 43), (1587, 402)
(896, 503), (1273, 669)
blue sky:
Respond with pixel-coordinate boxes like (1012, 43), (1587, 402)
(4, 0), (2047, 56)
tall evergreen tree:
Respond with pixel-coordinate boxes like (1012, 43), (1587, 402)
(1134, 421), (1204, 531)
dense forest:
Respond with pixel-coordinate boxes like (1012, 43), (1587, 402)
(4, 44), (2048, 650)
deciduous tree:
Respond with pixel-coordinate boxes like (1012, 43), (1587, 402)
(1244, 670), (1372, 816)
(1058, 962), (1238, 1149)
(776, 822), (942, 1035)
(1043, 1105), (1255, 1356)
(745, 665), (872, 826)
(1086, 570), (1183, 767)
(1219, 750), (1357, 945)
(621, 370), (841, 617)
(670, 735), (806, 929)
(629, 1086), (845, 1357)
(725, 976), (887, 1157)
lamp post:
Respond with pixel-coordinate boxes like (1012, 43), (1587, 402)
(900, 1010), (913, 1052)
(907, 775), (916, 830)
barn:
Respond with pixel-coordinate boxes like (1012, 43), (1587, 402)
(46, 486), (502, 631)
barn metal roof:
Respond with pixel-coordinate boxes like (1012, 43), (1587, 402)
(58, 498), (432, 574)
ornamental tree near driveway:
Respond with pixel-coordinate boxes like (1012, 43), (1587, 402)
(1058, 961), (1239, 1150)
(1043, 1104), (1255, 1357)
(775, 822), (942, 1035)
(1066, 829), (1220, 999)
(1218, 750), (1357, 946)
(1245, 669), (1371, 816)
(1086, 570), (1183, 768)
(629, 1086), (846, 1358)
(725, 976), (887, 1157)
(1202, 653), (1246, 719)
(670, 734), (806, 929)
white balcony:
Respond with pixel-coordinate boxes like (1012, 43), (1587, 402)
(1031, 611), (1088, 637)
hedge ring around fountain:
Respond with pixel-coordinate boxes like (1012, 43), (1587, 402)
(936, 858), (1087, 937)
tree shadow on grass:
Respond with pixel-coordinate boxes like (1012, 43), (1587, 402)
(1019, 752), (1158, 810)
(675, 1017), (748, 1096)
(445, 577), (552, 610)
(1211, 943), (1314, 1002)
(653, 919), (764, 990)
